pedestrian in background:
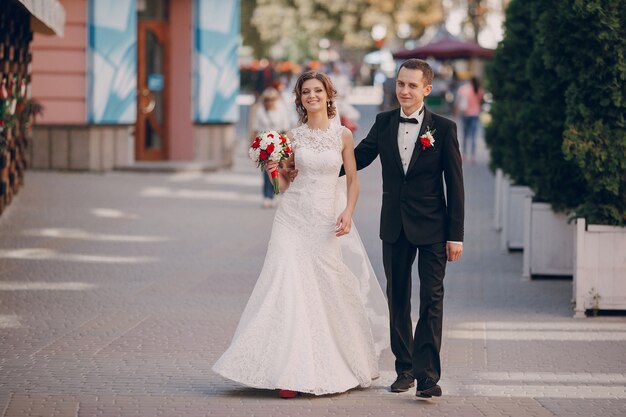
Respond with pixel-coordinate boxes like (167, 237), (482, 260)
(271, 78), (298, 129)
(251, 87), (293, 208)
(456, 76), (484, 164)
(329, 61), (360, 132)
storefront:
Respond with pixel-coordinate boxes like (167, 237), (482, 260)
(29, 0), (239, 171)
(0, 0), (65, 215)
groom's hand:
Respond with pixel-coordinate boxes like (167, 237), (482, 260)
(446, 242), (463, 262)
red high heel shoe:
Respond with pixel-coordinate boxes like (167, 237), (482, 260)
(278, 389), (298, 399)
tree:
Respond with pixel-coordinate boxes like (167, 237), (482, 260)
(484, 0), (533, 185)
(516, 0), (586, 211)
(466, 0), (486, 42)
(444, 0), (490, 43)
(241, 0), (267, 58)
(488, 0), (625, 225)
(539, 0), (626, 225)
(249, 0), (441, 61)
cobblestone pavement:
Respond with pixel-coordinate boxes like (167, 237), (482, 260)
(0, 106), (625, 416)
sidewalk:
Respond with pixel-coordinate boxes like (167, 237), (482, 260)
(0, 107), (625, 416)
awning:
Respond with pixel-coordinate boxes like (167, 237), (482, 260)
(393, 37), (495, 60)
(15, 0), (66, 37)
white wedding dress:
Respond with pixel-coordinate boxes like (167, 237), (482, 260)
(213, 123), (389, 395)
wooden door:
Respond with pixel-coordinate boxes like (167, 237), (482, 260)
(136, 20), (169, 160)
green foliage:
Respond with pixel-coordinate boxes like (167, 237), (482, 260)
(539, 0), (626, 225)
(0, 76), (42, 152)
(485, 0), (533, 185)
(520, 0), (587, 211)
(487, 0), (625, 225)
(249, 0), (440, 60)
(241, 0), (267, 58)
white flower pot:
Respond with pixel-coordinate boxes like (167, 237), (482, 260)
(493, 168), (505, 231)
(501, 183), (533, 251)
(522, 197), (574, 279)
(573, 218), (626, 317)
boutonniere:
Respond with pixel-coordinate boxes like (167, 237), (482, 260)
(419, 127), (436, 150)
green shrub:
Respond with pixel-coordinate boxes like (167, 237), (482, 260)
(485, 0), (533, 186)
(520, 0), (587, 211)
(487, 0), (624, 225)
(539, 0), (626, 225)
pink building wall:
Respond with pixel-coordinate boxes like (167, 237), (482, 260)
(168, 0), (194, 160)
(29, 0), (201, 164)
(30, 0), (86, 125)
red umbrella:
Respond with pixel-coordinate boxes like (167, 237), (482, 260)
(393, 37), (495, 60)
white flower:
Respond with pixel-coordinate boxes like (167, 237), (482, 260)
(248, 147), (260, 162)
(268, 152), (282, 162)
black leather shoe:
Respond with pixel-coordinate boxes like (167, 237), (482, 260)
(390, 372), (415, 393)
(415, 378), (442, 398)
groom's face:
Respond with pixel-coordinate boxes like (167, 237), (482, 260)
(396, 67), (432, 115)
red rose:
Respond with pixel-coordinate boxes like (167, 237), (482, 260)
(280, 136), (287, 144)
(285, 146), (292, 154)
(252, 138), (261, 149)
(259, 150), (268, 160)
(420, 137), (431, 149)
(265, 143), (275, 154)
(268, 133), (274, 138)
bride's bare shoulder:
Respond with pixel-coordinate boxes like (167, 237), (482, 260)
(341, 126), (354, 149)
(286, 125), (302, 140)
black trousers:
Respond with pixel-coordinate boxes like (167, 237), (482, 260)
(382, 228), (447, 384)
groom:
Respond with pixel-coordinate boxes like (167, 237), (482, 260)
(350, 59), (464, 398)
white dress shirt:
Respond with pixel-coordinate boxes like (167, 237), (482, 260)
(397, 105), (463, 246)
(397, 106), (425, 174)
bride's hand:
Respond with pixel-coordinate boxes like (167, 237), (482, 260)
(265, 161), (279, 173)
(335, 210), (352, 237)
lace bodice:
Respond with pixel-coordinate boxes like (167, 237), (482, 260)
(290, 123), (344, 153)
(287, 123), (344, 199)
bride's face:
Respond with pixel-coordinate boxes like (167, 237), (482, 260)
(300, 79), (328, 114)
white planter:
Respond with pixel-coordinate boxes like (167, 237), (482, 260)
(501, 183), (533, 251)
(573, 218), (626, 317)
(493, 168), (504, 231)
(522, 197), (574, 279)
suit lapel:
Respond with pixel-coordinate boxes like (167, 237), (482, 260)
(387, 109), (404, 174)
(407, 108), (434, 174)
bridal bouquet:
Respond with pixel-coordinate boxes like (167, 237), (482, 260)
(249, 130), (292, 195)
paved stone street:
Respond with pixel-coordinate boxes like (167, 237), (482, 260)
(1, 106), (625, 416)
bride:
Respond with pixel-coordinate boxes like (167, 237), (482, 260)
(212, 71), (389, 398)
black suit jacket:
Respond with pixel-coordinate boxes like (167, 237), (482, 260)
(353, 107), (464, 245)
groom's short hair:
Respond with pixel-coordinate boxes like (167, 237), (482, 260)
(398, 59), (433, 86)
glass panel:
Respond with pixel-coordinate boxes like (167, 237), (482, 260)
(144, 29), (164, 150)
(138, 0), (168, 21)
(147, 30), (163, 124)
(145, 118), (162, 149)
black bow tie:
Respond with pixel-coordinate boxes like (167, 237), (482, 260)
(399, 117), (419, 124)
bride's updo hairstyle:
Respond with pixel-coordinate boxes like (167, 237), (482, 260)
(294, 71), (337, 124)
